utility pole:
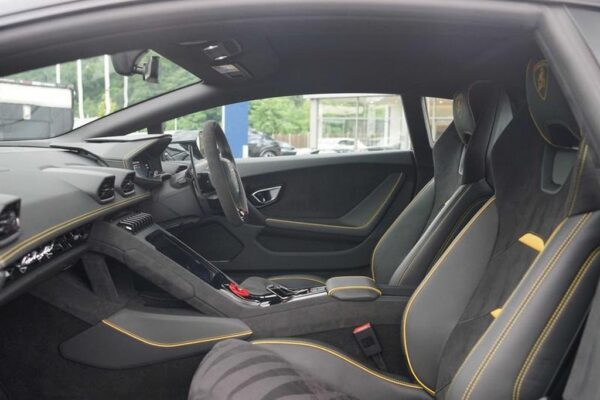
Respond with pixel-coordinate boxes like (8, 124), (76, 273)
(123, 76), (129, 108)
(55, 64), (61, 84)
(76, 59), (84, 120)
(104, 55), (111, 115)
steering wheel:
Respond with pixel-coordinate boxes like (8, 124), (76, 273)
(197, 120), (248, 226)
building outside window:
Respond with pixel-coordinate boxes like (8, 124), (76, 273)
(424, 97), (454, 143)
(305, 94), (410, 153)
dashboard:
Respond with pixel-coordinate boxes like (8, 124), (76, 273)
(0, 134), (173, 305)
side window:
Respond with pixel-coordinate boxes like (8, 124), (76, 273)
(161, 94), (411, 160)
(424, 97), (453, 143)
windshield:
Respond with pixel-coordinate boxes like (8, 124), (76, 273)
(0, 51), (199, 141)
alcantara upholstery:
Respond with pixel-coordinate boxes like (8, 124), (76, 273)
(190, 57), (600, 400)
(268, 81), (513, 290)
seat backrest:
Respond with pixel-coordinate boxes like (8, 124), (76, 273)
(402, 56), (600, 400)
(372, 81), (513, 285)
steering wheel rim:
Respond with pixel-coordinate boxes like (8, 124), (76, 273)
(199, 120), (248, 226)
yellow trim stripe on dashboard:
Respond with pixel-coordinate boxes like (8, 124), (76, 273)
(102, 319), (252, 348)
(0, 192), (151, 265)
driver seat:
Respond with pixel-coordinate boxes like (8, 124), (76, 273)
(189, 57), (600, 400)
(245, 81), (513, 292)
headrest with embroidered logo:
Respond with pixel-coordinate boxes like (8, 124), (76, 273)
(526, 57), (580, 149)
(452, 81), (500, 145)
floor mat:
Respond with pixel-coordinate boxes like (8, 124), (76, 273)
(0, 295), (202, 400)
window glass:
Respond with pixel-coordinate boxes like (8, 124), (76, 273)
(1, 51), (199, 141)
(424, 97), (453, 143)
(162, 94), (411, 160)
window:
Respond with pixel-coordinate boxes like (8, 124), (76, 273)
(424, 97), (454, 143)
(161, 94), (411, 160)
(1, 51), (199, 141)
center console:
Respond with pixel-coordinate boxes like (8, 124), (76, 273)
(113, 212), (327, 308)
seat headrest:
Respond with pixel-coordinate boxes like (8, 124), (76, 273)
(526, 57), (580, 148)
(452, 81), (499, 145)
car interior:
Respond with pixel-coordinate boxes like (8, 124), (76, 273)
(0, 1), (600, 399)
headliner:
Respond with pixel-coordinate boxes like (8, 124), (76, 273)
(0, 1), (539, 100)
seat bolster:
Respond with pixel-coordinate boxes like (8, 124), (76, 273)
(372, 179), (436, 283)
(390, 180), (492, 286)
(446, 212), (600, 400)
(253, 339), (431, 400)
(402, 197), (499, 394)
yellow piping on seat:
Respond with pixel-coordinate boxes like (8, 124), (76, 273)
(402, 196), (497, 396)
(513, 248), (600, 400)
(102, 319), (252, 348)
(252, 339), (422, 389)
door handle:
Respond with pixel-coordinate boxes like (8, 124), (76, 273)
(251, 186), (282, 207)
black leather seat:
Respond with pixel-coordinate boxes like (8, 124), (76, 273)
(189, 57), (600, 400)
(247, 81), (513, 291)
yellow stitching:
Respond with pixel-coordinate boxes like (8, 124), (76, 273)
(266, 174), (403, 232)
(526, 59), (581, 147)
(269, 276), (326, 285)
(448, 219), (567, 398)
(430, 198), (487, 267)
(328, 286), (382, 296)
(371, 179), (434, 280)
(463, 215), (588, 400)
(567, 143), (587, 216)
(402, 196), (497, 395)
(513, 248), (600, 400)
(461, 214), (590, 400)
(251, 339), (423, 389)
(394, 185), (473, 285)
(102, 320), (252, 348)
(0, 193), (151, 264)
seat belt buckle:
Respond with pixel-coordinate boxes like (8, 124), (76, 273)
(353, 322), (387, 370)
(353, 323), (382, 356)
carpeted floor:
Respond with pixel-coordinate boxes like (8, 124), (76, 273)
(0, 295), (202, 400)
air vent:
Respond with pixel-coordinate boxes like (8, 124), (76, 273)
(117, 212), (154, 234)
(0, 198), (20, 247)
(97, 177), (116, 203)
(120, 172), (136, 196)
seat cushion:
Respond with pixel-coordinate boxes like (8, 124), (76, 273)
(189, 339), (430, 400)
(188, 339), (357, 400)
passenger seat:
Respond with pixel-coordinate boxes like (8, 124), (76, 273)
(261, 81), (513, 290)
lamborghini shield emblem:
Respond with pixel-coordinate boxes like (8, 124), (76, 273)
(533, 60), (549, 100)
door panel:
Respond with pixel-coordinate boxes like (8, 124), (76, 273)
(170, 151), (417, 281)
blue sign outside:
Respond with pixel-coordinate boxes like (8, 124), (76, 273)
(222, 102), (249, 158)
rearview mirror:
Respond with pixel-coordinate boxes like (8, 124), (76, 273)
(111, 50), (160, 83)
